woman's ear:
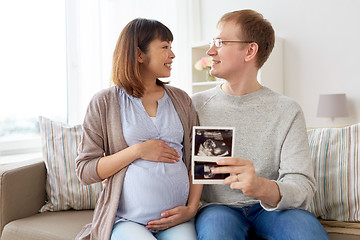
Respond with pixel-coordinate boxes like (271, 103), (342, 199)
(244, 42), (258, 63)
(137, 47), (145, 63)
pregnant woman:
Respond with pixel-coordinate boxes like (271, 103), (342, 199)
(75, 18), (202, 240)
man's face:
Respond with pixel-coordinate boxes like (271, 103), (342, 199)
(206, 21), (249, 81)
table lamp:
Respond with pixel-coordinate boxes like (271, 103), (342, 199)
(317, 93), (349, 121)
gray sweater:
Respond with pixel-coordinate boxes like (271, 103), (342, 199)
(192, 85), (315, 211)
(75, 85), (198, 240)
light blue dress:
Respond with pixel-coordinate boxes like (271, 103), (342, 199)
(114, 87), (189, 225)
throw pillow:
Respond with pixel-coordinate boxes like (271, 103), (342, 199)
(38, 116), (103, 212)
(307, 123), (360, 221)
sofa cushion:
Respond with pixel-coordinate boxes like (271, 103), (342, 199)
(38, 116), (102, 212)
(307, 123), (360, 222)
(1, 210), (93, 240)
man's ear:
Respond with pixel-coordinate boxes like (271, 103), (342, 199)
(245, 42), (258, 63)
(137, 47), (145, 63)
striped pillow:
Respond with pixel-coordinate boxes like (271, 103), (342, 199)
(307, 123), (359, 221)
(38, 116), (103, 212)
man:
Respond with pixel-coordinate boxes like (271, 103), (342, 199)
(192, 9), (329, 240)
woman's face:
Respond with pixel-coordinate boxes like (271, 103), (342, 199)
(140, 39), (175, 80)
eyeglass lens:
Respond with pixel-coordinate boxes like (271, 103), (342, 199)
(210, 39), (221, 48)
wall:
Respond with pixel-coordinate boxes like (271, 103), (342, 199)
(196, 0), (360, 128)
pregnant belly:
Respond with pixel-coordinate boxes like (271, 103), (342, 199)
(116, 160), (190, 225)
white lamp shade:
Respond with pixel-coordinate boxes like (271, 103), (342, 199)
(317, 93), (349, 118)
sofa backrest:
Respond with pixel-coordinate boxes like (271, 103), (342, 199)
(307, 123), (360, 222)
(0, 159), (46, 237)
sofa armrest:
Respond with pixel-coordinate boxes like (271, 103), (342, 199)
(0, 159), (47, 237)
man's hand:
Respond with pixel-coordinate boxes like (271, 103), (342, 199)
(211, 158), (261, 197)
(211, 158), (281, 207)
(145, 205), (197, 232)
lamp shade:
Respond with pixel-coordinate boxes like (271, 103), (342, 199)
(317, 93), (349, 118)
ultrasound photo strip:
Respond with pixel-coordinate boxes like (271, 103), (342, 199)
(192, 126), (235, 184)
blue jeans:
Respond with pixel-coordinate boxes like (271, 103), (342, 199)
(111, 219), (197, 240)
(195, 204), (329, 240)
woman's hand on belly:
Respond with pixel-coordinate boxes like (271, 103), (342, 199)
(145, 205), (197, 232)
(136, 139), (180, 163)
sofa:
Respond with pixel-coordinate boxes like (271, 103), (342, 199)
(1, 119), (360, 239)
(1, 159), (360, 240)
(0, 159), (94, 240)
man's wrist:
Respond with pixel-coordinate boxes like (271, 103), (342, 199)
(257, 178), (281, 207)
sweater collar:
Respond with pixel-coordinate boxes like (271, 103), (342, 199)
(216, 84), (270, 102)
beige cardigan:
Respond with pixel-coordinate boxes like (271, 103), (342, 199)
(75, 85), (198, 240)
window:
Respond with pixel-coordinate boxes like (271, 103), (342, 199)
(0, 0), (190, 161)
(0, 0), (67, 157)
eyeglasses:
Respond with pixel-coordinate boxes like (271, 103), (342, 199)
(209, 39), (253, 48)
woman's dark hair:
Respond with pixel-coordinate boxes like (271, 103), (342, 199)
(112, 18), (173, 98)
